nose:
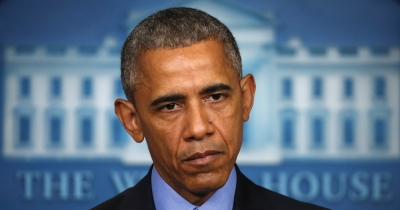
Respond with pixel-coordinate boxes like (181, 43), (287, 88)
(182, 101), (214, 141)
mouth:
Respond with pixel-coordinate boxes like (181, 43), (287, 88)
(184, 150), (222, 166)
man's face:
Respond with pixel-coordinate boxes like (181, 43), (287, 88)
(116, 39), (255, 204)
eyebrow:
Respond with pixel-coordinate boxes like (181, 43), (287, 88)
(150, 83), (233, 107)
(150, 94), (186, 107)
(199, 83), (233, 95)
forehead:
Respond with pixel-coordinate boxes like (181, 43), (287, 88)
(140, 40), (224, 68)
(135, 40), (238, 95)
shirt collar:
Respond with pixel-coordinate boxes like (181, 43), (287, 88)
(151, 166), (237, 210)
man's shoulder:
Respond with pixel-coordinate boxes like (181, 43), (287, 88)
(234, 165), (328, 210)
(91, 168), (155, 210)
(256, 184), (328, 210)
(91, 188), (130, 210)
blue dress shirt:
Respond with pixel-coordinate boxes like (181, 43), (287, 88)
(151, 166), (237, 210)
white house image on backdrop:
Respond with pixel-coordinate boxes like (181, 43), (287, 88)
(3, 0), (400, 164)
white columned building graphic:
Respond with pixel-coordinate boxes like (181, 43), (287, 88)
(2, 0), (400, 164)
(274, 38), (400, 159)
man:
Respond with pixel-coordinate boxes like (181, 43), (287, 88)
(93, 7), (327, 210)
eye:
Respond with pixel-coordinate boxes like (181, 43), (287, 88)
(211, 94), (222, 101)
(207, 94), (226, 102)
(164, 103), (177, 110)
(157, 102), (182, 113)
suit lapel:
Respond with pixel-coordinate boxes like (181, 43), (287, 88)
(233, 165), (275, 210)
(118, 166), (156, 210)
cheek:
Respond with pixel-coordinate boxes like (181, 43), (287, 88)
(210, 97), (242, 133)
(143, 119), (183, 160)
(214, 113), (243, 152)
(208, 99), (239, 127)
(212, 98), (243, 133)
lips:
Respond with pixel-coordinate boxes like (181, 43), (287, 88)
(184, 150), (222, 165)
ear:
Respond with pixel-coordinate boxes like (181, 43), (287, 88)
(114, 98), (145, 143)
(239, 74), (256, 122)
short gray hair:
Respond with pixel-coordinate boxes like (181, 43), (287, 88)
(121, 7), (242, 103)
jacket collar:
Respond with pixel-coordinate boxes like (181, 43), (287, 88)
(117, 164), (275, 210)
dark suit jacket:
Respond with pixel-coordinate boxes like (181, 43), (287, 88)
(92, 165), (328, 210)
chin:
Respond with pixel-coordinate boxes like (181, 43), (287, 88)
(187, 170), (229, 194)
